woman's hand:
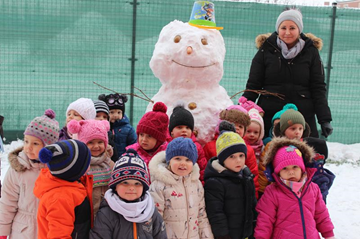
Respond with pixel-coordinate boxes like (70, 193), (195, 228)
(321, 122), (333, 137)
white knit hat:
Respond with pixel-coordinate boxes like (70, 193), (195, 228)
(66, 98), (96, 120)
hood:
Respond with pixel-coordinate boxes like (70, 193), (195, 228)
(33, 168), (86, 199)
(204, 157), (252, 181)
(255, 32), (323, 50)
(148, 151), (200, 185)
(263, 137), (315, 167)
(8, 146), (46, 172)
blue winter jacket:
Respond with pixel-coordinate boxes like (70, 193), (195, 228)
(109, 115), (137, 156)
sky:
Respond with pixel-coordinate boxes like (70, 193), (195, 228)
(1, 139), (360, 238)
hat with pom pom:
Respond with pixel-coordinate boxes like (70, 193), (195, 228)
(166, 137), (198, 165)
(137, 102), (169, 144)
(24, 109), (60, 145)
(216, 121), (247, 165)
(39, 139), (91, 182)
(66, 98), (96, 120)
(169, 101), (194, 134)
(67, 119), (110, 149)
(272, 103), (298, 124)
(280, 109), (305, 135)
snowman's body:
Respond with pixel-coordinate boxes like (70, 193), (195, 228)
(147, 20), (233, 145)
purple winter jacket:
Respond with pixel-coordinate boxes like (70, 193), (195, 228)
(255, 168), (334, 239)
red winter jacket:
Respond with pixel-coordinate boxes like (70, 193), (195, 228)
(255, 168), (334, 239)
(203, 134), (259, 198)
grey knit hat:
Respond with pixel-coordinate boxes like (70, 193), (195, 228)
(275, 9), (303, 33)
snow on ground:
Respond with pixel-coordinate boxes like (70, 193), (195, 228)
(1, 139), (360, 238)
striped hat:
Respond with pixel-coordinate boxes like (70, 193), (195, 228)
(216, 121), (247, 165)
(39, 139), (91, 182)
(93, 100), (110, 118)
(24, 109), (59, 145)
(109, 149), (150, 193)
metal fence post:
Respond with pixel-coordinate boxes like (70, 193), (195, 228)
(325, 2), (337, 99)
(129, 0), (139, 125)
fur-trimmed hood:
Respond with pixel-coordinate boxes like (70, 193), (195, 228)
(255, 32), (323, 50)
(148, 151), (200, 185)
(8, 146), (46, 172)
(263, 137), (315, 167)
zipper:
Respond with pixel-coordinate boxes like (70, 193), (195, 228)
(183, 177), (190, 239)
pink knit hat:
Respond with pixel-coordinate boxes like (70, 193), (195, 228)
(248, 108), (265, 141)
(136, 102), (169, 144)
(67, 119), (110, 149)
(273, 145), (305, 174)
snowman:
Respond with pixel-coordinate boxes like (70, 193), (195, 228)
(147, 1), (233, 145)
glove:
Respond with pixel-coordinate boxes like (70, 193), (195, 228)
(321, 122), (333, 138)
(0, 236), (8, 239)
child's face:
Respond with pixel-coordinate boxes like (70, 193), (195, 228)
(169, 156), (193, 176)
(171, 125), (192, 138)
(23, 135), (44, 160)
(95, 112), (109, 121)
(223, 152), (246, 173)
(109, 109), (123, 123)
(279, 165), (302, 182)
(245, 121), (261, 144)
(116, 179), (143, 201)
(139, 133), (157, 151)
(66, 110), (83, 125)
(86, 139), (106, 157)
(233, 122), (246, 137)
(284, 123), (304, 140)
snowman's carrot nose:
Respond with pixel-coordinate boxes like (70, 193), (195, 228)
(187, 46), (193, 55)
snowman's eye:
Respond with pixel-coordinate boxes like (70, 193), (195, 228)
(201, 38), (208, 45)
(174, 35), (181, 43)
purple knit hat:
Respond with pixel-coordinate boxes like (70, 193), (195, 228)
(24, 109), (59, 145)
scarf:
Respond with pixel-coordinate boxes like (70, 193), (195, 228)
(280, 172), (308, 197)
(104, 190), (155, 223)
(277, 37), (305, 59)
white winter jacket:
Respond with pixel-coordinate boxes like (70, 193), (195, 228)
(0, 147), (46, 238)
(149, 151), (213, 239)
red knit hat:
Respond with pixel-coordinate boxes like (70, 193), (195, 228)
(136, 102), (169, 144)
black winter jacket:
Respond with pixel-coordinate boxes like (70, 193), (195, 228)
(90, 200), (167, 239)
(243, 32), (332, 138)
(204, 157), (257, 239)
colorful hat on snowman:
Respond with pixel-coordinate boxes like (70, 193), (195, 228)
(188, 1), (223, 30)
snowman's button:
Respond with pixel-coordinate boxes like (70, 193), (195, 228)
(188, 102), (197, 110)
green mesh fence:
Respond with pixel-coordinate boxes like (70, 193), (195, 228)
(0, 0), (359, 144)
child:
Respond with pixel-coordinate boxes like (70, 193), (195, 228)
(203, 105), (260, 198)
(90, 149), (167, 238)
(67, 119), (114, 216)
(0, 109), (59, 239)
(93, 99), (118, 162)
(34, 139), (93, 239)
(149, 137), (213, 238)
(255, 137), (335, 239)
(204, 121), (257, 239)
(59, 98), (96, 140)
(244, 108), (265, 162)
(99, 93), (137, 155)
(262, 103), (298, 146)
(126, 102), (169, 166)
(168, 103), (208, 183)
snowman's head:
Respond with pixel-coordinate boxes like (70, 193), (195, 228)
(150, 20), (225, 86)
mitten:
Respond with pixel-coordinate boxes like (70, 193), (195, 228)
(321, 122), (333, 137)
(0, 236), (8, 239)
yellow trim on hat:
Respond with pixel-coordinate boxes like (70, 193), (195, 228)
(188, 22), (223, 30)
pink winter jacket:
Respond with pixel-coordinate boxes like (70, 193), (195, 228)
(255, 168), (334, 239)
(126, 141), (168, 167)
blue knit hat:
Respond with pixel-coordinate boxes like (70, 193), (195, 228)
(166, 137), (198, 165)
(108, 149), (150, 193)
(272, 103), (298, 124)
(39, 139), (91, 182)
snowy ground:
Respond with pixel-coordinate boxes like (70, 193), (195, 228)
(1, 140), (359, 238)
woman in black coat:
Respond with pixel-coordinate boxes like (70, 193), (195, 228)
(242, 7), (333, 138)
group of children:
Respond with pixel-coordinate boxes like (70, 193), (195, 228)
(0, 93), (335, 239)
